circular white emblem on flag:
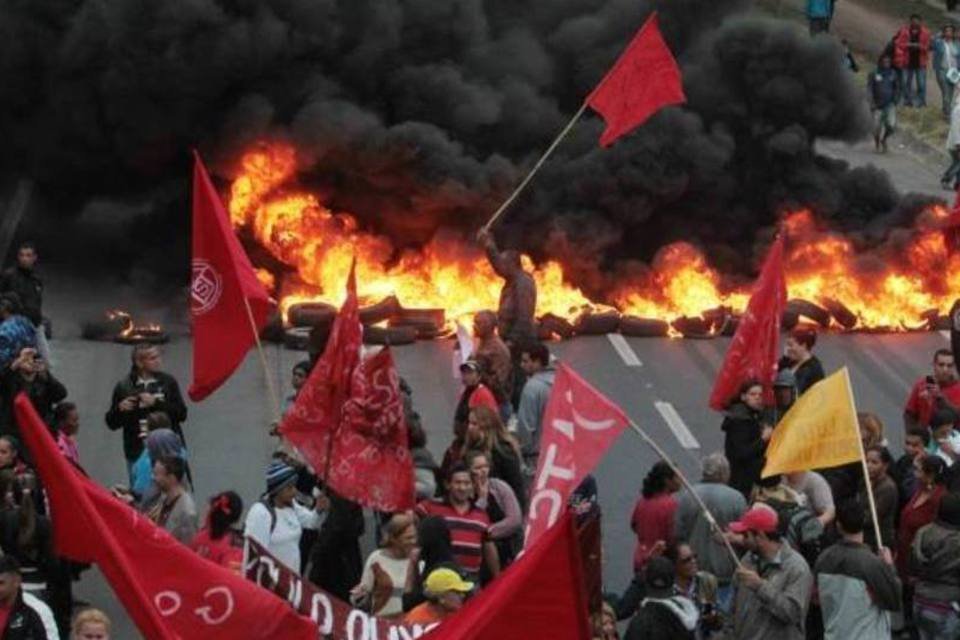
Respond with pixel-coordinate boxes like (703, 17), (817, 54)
(191, 259), (223, 316)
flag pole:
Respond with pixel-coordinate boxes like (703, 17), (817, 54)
(627, 420), (743, 569)
(243, 297), (283, 424)
(481, 102), (589, 233)
(844, 368), (885, 551)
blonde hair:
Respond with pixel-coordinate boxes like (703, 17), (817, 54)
(858, 412), (884, 448)
(380, 512), (415, 549)
(72, 608), (111, 637)
(469, 405), (520, 459)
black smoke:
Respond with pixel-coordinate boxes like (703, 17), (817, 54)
(0, 0), (926, 290)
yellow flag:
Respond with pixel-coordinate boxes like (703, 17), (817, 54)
(762, 367), (861, 478)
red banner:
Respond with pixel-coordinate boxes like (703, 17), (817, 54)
(244, 537), (433, 639)
(524, 364), (628, 548)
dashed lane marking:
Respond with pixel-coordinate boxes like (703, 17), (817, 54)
(654, 401), (701, 450)
(607, 334), (642, 367)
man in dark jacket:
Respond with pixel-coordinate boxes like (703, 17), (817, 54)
(0, 348), (66, 438)
(0, 556), (59, 639)
(476, 229), (536, 346)
(910, 492), (960, 638)
(721, 381), (772, 498)
(624, 556), (698, 640)
(815, 500), (900, 639)
(0, 243), (42, 329)
(867, 54), (900, 153)
(105, 344), (187, 474)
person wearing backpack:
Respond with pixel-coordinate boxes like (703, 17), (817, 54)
(243, 460), (326, 573)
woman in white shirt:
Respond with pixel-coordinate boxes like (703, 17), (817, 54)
(243, 460), (324, 573)
(351, 513), (417, 619)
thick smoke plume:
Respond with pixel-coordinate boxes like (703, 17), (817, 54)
(0, 0), (929, 288)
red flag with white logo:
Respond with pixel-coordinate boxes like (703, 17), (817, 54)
(524, 364), (629, 548)
(14, 394), (317, 639)
(279, 262), (363, 481)
(188, 151), (273, 401)
(708, 235), (786, 410)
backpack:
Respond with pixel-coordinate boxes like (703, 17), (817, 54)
(764, 498), (825, 567)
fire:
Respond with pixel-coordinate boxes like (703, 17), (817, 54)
(228, 142), (960, 332)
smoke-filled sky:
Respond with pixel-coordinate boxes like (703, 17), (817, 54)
(0, 0), (926, 288)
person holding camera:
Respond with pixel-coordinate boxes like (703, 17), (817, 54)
(105, 343), (187, 481)
(0, 347), (66, 439)
(904, 349), (960, 432)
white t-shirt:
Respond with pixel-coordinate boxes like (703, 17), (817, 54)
(243, 500), (322, 573)
(359, 549), (411, 618)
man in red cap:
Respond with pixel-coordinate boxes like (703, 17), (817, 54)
(724, 504), (813, 640)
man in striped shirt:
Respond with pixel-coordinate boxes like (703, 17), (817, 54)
(417, 462), (500, 582)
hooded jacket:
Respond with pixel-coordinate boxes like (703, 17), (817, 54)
(815, 539), (900, 640)
(517, 366), (555, 460)
(911, 519), (960, 603)
(624, 595), (698, 640)
(721, 402), (766, 498)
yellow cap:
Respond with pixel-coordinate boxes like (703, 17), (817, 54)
(424, 568), (474, 596)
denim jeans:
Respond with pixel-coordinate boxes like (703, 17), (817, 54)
(914, 601), (960, 640)
(903, 67), (927, 106)
(936, 69), (955, 116)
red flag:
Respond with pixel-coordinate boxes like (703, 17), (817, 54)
(279, 262), (362, 480)
(14, 394), (316, 640)
(188, 151), (273, 401)
(709, 235), (787, 410)
(424, 511), (591, 640)
(332, 347), (415, 511)
(524, 364), (628, 548)
(586, 13), (686, 147)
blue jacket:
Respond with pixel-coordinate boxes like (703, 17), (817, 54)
(807, 0), (834, 19)
(867, 67), (900, 108)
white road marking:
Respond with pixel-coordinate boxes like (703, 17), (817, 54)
(654, 401), (701, 450)
(942, 330), (951, 342)
(607, 334), (642, 367)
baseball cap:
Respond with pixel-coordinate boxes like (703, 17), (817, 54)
(459, 360), (481, 374)
(728, 504), (779, 534)
(644, 556), (675, 597)
(424, 568), (474, 596)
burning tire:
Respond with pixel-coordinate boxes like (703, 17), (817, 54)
(284, 327), (312, 351)
(81, 316), (129, 341)
(388, 319), (442, 340)
(389, 308), (446, 339)
(671, 316), (713, 339)
(574, 311), (621, 335)
(359, 296), (402, 325)
(822, 298), (857, 330)
(539, 313), (575, 340)
(786, 299), (831, 329)
(619, 316), (669, 338)
(288, 303), (336, 328)
(363, 325), (417, 346)
(260, 311), (285, 344)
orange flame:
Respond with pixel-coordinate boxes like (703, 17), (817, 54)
(228, 142), (960, 331)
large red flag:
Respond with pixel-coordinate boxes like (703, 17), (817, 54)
(189, 151), (273, 401)
(279, 262), (362, 479)
(333, 346), (415, 511)
(524, 364), (629, 548)
(586, 13), (686, 147)
(14, 394), (317, 639)
(709, 235), (787, 410)
(425, 511), (591, 640)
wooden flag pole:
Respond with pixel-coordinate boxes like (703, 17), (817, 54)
(627, 419), (743, 569)
(481, 102), (589, 233)
(845, 368), (885, 551)
(243, 297), (283, 425)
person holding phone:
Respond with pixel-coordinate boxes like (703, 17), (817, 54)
(0, 347), (66, 439)
(904, 349), (960, 432)
(105, 344), (187, 482)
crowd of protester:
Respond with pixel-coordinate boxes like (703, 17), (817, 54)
(1, 222), (959, 640)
